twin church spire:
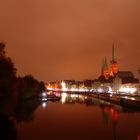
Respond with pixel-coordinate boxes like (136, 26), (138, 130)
(101, 44), (119, 79)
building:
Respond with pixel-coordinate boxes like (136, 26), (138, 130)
(98, 45), (139, 94)
(98, 44), (118, 83)
(113, 71), (139, 94)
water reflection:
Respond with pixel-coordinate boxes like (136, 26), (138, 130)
(15, 98), (40, 123)
(101, 106), (119, 140)
(42, 102), (47, 108)
(59, 92), (120, 139)
(61, 92), (67, 104)
(60, 92), (118, 107)
(0, 96), (40, 140)
(48, 92), (140, 140)
(0, 91), (140, 140)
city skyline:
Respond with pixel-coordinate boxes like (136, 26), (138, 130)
(0, 0), (140, 81)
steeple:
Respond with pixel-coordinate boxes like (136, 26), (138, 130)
(112, 43), (115, 62)
(101, 57), (108, 75)
(111, 43), (117, 64)
(101, 57), (110, 79)
(110, 43), (119, 76)
(104, 57), (108, 69)
(101, 58), (105, 75)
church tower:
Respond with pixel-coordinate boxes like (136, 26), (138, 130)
(110, 44), (119, 77)
(102, 57), (110, 79)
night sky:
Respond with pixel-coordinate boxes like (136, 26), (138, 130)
(0, 0), (140, 82)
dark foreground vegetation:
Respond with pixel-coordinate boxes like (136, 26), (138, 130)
(0, 42), (46, 140)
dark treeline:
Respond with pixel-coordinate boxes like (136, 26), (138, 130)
(0, 42), (46, 101)
(0, 42), (46, 140)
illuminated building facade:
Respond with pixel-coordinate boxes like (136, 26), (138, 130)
(97, 44), (139, 94)
(46, 44), (139, 94)
(98, 45), (138, 83)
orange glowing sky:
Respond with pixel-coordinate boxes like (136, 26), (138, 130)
(0, 0), (140, 81)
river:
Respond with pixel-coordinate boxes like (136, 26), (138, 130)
(13, 92), (140, 140)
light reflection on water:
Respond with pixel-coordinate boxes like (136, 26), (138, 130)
(17, 92), (140, 140)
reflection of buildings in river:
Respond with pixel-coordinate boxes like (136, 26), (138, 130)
(111, 108), (119, 140)
(60, 92), (90, 104)
(60, 92), (121, 107)
(60, 92), (123, 108)
(101, 106), (110, 127)
(101, 106), (119, 140)
(60, 92), (121, 140)
(61, 93), (67, 104)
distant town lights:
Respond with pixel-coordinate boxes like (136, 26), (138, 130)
(46, 80), (138, 96)
(70, 88), (76, 92)
(119, 87), (137, 94)
(61, 81), (68, 91)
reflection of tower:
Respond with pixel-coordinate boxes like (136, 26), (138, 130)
(100, 106), (119, 140)
(110, 44), (119, 77)
(101, 106), (110, 127)
(111, 108), (119, 140)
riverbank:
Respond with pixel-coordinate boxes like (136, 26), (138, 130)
(91, 93), (140, 109)
(47, 90), (140, 109)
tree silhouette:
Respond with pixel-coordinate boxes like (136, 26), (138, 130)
(0, 42), (6, 57)
(0, 42), (16, 86)
(0, 42), (46, 120)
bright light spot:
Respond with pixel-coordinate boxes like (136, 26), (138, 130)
(85, 89), (89, 92)
(42, 102), (47, 108)
(70, 94), (78, 98)
(75, 88), (78, 91)
(119, 87), (137, 94)
(90, 89), (93, 92)
(61, 81), (68, 91)
(130, 97), (135, 100)
(70, 88), (75, 92)
(85, 96), (87, 99)
(42, 92), (46, 97)
(130, 88), (137, 94)
(110, 94), (112, 97)
(125, 96), (128, 99)
(98, 88), (103, 93)
(79, 89), (85, 92)
(47, 87), (53, 90)
(71, 94), (74, 98)
(75, 94), (78, 98)
(61, 93), (67, 104)
(42, 98), (47, 101)
(55, 92), (61, 97)
(47, 91), (51, 95)
(108, 87), (113, 93)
